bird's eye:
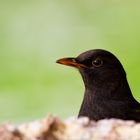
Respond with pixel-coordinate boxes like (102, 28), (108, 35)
(92, 58), (103, 67)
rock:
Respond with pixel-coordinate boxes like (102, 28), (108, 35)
(0, 115), (140, 140)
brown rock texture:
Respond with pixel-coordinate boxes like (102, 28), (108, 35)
(0, 115), (140, 140)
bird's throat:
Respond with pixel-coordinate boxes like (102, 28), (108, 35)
(78, 77), (134, 120)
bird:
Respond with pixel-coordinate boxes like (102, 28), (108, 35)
(56, 49), (140, 122)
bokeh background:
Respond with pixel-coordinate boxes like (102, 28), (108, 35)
(0, 0), (140, 123)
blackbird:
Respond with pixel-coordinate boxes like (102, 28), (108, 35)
(56, 49), (140, 121)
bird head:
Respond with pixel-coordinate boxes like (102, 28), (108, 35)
(56, 50), (136, 121)
(56, 49), (126, 89)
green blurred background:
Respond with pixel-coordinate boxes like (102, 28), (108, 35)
(0, 0), (140, 123)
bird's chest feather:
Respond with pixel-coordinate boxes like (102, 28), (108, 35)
(79, 96), (130, 120)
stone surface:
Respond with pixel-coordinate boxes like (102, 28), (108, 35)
(0, 115), (140, 140)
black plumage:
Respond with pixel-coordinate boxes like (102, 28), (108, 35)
(56, 49), (140, 122)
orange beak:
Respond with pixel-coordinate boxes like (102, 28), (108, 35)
(56, 58), (87, 68)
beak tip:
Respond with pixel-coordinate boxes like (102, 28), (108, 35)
(56, 59), (62, 64)
(56, 60), (59, 63)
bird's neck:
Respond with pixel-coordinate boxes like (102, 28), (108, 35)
(80, 70), (133, 100)
(78, 76), (135, 120)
